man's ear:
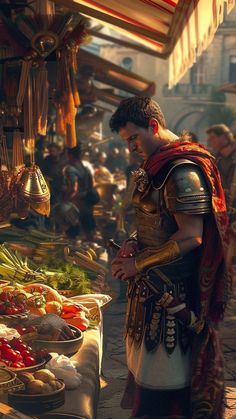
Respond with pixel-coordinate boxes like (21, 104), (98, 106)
(149, 118), (159, 135)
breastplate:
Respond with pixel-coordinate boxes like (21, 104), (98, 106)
(132, 183), (177, 248)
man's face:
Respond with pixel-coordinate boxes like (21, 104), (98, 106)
(207, 132), (228, 153)
(119, 122), (157, 160)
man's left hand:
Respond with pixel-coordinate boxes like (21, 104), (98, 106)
(111, 256), (138, 280)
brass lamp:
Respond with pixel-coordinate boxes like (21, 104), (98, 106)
(20, 165), (50, 216)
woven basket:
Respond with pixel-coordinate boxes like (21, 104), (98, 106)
(8, 380), (65, 414)
(0, 311), (29, 327)
(0, 368), (24, 394)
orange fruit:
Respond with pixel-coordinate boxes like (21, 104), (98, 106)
(30, 306), (46, 316)
(45, 301), (62, 316)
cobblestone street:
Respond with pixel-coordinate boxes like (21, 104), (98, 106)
(97, 275), (236, 419)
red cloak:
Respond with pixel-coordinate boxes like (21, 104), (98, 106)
(143, 141), (231, 418)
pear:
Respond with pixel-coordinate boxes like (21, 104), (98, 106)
(27, 379), (45, 394)
(17, 372), (34, 385)
(34, 369), (56, 383)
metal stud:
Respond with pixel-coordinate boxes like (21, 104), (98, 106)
(166, 342), (175, 348)
(167, 320), (175, 327)
(166, 336), (175, 342)
(167, 328), (175, 336)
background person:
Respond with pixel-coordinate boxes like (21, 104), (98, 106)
(63, 145), (99, 242)
(207, 123), (236, 279)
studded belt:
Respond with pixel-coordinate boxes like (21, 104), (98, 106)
(125, 272), (191, 354)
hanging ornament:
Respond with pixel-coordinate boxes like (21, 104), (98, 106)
(20, 165), (50, 216)
(31, 31), (59, 57)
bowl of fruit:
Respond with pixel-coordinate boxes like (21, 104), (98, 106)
(8, 369), (65, 414)
(26, 325), (83, 356)
(15, 316), (84, 356)
(0, 291), (28, 326)
(0, 336), (50, 372)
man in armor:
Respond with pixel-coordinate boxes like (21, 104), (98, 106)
(109, 97), (230, 419)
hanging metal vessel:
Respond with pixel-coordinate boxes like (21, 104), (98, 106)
(20, 165), (50, 216)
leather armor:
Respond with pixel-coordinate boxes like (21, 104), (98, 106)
(125, 159), (211, 353)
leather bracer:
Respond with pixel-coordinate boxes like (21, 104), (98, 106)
(135, 240), (181, 272)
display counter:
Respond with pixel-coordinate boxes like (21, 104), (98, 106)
(0, 324), (103, 419)
(40, 325), (103, 419)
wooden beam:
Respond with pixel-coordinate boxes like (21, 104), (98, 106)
(54, 0), (170, 45)
(87, 29), (166, 59)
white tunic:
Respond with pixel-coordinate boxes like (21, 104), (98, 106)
(126, 337), (191, 390)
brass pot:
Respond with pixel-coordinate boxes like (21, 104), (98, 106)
(20, 165), (50, 216)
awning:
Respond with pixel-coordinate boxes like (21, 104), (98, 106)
(78, 49), (155, 95)
(55, 0), (235, 86)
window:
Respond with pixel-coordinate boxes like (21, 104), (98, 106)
(121, 57), (133, 72)
(229, 56), (236, 83)
(190, 55), (206, 85)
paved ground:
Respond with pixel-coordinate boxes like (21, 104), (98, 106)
(97, 275), (236, 419)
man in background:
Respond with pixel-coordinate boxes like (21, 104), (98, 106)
(207, 124), (236, 272)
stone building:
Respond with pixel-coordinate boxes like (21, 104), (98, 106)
(97, 5), (236, 142)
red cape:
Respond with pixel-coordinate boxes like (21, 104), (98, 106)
(143, 141), (230, 418)
(143, 141), (230, 323)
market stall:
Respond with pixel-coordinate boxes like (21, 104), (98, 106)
(0, 238), (110, 418)
(0, 0), (235, 417)
(54, 0), (235, 87)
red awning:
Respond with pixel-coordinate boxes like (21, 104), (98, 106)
(55, 0), (235, 86)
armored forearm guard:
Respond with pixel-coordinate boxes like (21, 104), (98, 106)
(135, 240), (181, 272)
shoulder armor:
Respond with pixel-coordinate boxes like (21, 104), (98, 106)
(163, 159), (211, 214)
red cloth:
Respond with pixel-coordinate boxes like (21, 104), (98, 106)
(142, 141), (230, 418)
(143, 141), (230, 323)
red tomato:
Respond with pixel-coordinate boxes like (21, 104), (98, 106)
(14, 350), (23, 361)
(24, 356), (36, 367)
(5, 306), (19, 315)
(21, 350), (32, 359)
(3, 349), (21, 363)
(0, 338), (9, 345)
(13, 342), (28, 352)
(1, 344), (12, 353)
(10, 338), (21, 349)
(0, 292), (10, 301)
(17, 304), (26, 313)
(11, 362), (25, 368)
(15, 326), (27, 335)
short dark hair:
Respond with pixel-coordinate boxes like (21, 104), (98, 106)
(109, 96), (166, 132)
(67, 144), (81, 159)
(206, 124), (234, 143)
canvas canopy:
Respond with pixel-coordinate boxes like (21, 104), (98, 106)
(55, 0), (235, 86)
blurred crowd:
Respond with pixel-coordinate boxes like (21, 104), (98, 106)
(13, 139), (141, 245)
(12, 123), (236, 274)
